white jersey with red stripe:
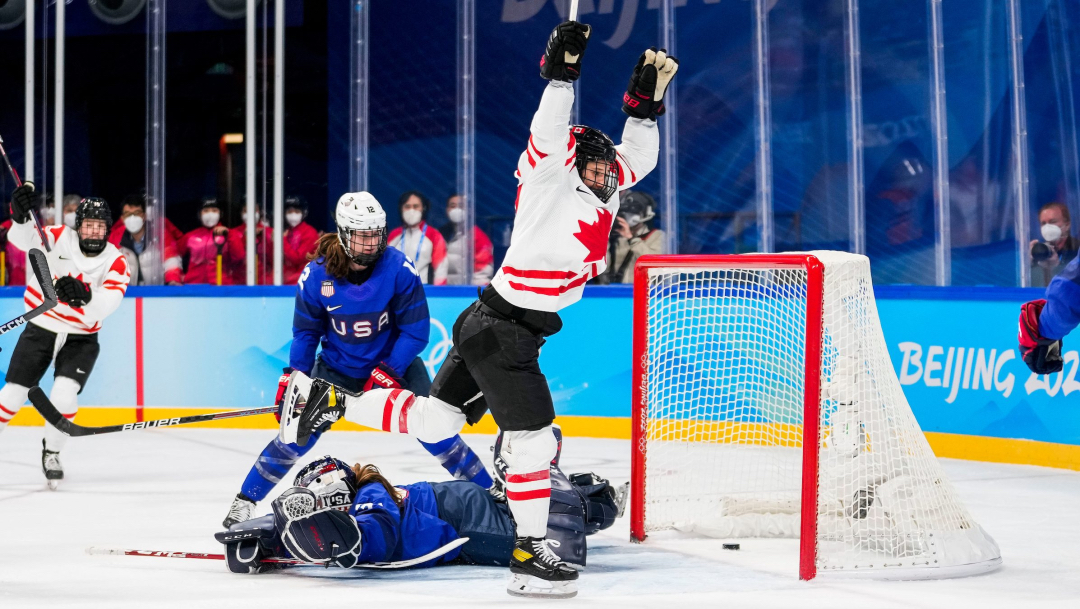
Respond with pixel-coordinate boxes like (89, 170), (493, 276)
(489, 80), (658, 312)
(8, 220), (130, 335)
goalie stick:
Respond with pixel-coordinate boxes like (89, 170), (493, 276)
(87, 537), (469, 569)
(28, 386), (278, 437)
(0, 249), (58, 338)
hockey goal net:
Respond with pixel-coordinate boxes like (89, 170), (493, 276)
(630, 252), (1001, 580)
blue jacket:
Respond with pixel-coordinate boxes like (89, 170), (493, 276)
(351, 481), (461, 567)
(289, 247), (430, 378)
(1041, 255), (1080, 341)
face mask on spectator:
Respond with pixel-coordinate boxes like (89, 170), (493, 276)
(402, 209), (422, 226)
(1041, 223), (1063, 242)
(448, 208), (464, 223)
(124, 215), (145, 234)
(242, 211), (261, 225)
(623, 214), (642, 227)
(63, 212), (77, 229)
(286, 212), (303, 227)
(201, 211), (220, 228)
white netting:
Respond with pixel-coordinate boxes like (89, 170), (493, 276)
(638, 252), (1001, 579)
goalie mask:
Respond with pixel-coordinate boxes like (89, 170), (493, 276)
(335, 192), (387, 267)
(75, 197), (113, 255)
(571, 125), (618, 202)
(294, 456), (358, 512)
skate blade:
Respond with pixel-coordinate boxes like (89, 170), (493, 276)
(46, 479), (60, 491)
(506, 572), (577, 599)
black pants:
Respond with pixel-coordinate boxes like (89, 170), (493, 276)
(5, 324), (99, 392)
(429, 301), (556, 432)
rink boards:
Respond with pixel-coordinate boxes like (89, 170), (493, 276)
(1, 284), (1077, 469)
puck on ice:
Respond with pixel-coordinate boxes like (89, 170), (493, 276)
(722, 543), (740, 550)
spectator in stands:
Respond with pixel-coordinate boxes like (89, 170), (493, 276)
(109, 194), (183, 285)
(177, 196), (232, 285)
(283, 195), (320, 285)
(439, 193), (493, 285)
(602, 191), (665, 284)
(1031, 202), (1079, 287)
(108, 196), (183, 243)
(226, 206), (274, 285)
(60, 194), (81, 229)
(388, 190), (447, 285)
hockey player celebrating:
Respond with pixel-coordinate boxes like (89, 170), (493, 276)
(0, 184), (130, 489)
(1019, 255), (1080, 374)
(223, 192), (494, 527)
(282, 21), (676, 598)
(216, 451), (626, 587)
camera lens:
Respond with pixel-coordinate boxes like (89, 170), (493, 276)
(1031, 242), (1052, 262)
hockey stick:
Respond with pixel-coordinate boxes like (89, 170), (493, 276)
(87, 537), (469, 569)
(0, 249), (58, 338)
(0, 133), (53, 253)
(569, 0), (579, 21)
(28, 386), (278, 437)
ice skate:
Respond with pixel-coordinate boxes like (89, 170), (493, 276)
(222, 493), (257, 528)
(294, 378), (348, 447)
(41, 440), (63, 491)
(507, 536), (578, 599)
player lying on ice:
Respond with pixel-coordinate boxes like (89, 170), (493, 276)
(215, 449), (627, 597)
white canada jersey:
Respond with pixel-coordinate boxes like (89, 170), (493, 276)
(490, 81), (659, 312)
(9, 220), (130, 334)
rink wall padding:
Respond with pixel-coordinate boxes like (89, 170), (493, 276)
(2, 284), (1077, 470)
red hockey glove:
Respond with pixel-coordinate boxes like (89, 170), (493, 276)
(1018, 299), (1064, 374)
(274, 367), (295, 422)
(363, 362), (404, 392)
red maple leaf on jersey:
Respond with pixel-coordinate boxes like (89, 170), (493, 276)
(573, 208), (614, 264)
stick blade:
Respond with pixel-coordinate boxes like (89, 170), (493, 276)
(27, 249), (58, 304)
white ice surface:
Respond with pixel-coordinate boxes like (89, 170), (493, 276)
(1, 426), (1078, 608)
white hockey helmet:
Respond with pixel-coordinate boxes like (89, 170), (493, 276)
(335, 192), (388, 266)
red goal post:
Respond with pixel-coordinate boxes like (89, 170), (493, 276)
(628, 252), (1001, 581)
(630, 254), (825, 580)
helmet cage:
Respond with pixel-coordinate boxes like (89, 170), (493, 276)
(294, 457), (358, 512)
(75, 197), (113, 254)
(337, 225), (388, 267)
(571, 125), (618, 202)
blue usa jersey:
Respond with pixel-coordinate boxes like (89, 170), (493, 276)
(290, 247), (430, 379)
(350, 481), (460, 567)
(1042, 255), (1080, 340)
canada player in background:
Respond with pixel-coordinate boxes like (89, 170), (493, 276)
(215, 450), (626, 578)
(0, 183), (131, 489)
(286, 20), (677, 598)
(222, 192), (494, 527)
(1019, 255), (1080, 374)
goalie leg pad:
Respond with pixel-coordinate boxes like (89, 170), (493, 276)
(546, 468), (588, 568)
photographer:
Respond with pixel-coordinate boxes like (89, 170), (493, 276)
(597, 191), (665, 284)
(1030, 202), (1079, 287)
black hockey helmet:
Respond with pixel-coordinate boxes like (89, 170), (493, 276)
(285, 194), (309, 216)
(75, 197), (112, 254)
(619, 190), (656, 224)
(571, 125), (618, 202)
